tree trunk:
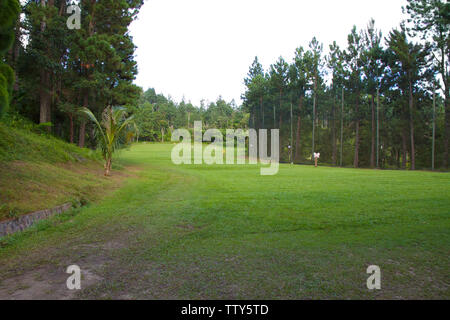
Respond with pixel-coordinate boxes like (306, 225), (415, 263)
(252, 113), (255, 129)
(78, 91), (89, 148)
(260, 97), (264, 128)
(69, 113), (74, 144)
(370, 95), (376, 168)
(408, 77), (415, 170)
(78, 121), (86, 148)
(278, 89), (282, 129)
(39, 0), (51, 130)
(11, 16), (21, 93)
(438, 44), (449, 169)
(39, 70), (51, 125)
(312, 78), (317, 161)
(444, 88), (449, 169)
(402, 130), (407, 169)
(332, 95), (337, 166)
(354, 91), (360, 168)
(295, 96), (303, 162)
(279, 113), (283, 157)
(395, 148), (400, 168)
(105, 158), (112, 176)
(58, 0), (66, 15)
(40, 0), (46, 30)
(78, 0), (96, 148)
(340, 88), (344, 167)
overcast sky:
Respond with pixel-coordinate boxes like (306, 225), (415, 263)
(130, 0), (408, 106)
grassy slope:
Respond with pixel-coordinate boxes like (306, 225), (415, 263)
(0, 123), (125, 220)
(0, 143), (449, 299)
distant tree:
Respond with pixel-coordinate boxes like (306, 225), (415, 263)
(387, 28), (431, 170)
(344, 26), (364, 168)
(243, 57), (266, 129)
(362, 19), (384, 168)
(289, 46), (308, 161)
(327, 41), (345, 165)
(405, 0), (450, 168)
(249, 75), (267, 129)
(269, 57), (289, 129)
(305, 37), (324, 160)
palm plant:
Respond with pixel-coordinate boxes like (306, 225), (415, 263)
(80, 106), (138, 176)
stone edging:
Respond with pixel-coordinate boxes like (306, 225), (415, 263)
(0, 203), (73, 237)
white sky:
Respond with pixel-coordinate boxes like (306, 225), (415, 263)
(130, 0), (408, 106)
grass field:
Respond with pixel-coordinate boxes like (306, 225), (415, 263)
(0, 143), (449, 299)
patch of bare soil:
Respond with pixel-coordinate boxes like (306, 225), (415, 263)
(0, 214), (138, 299)
(0, 263), (103, 300)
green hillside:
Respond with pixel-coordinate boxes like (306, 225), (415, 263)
(0, 123), (126, 221)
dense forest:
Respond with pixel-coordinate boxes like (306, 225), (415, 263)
(129, 89), (249, 142)
(243, 5), (449, 169)
(1, 0), (144, 149)
(0, 0), (449, 170)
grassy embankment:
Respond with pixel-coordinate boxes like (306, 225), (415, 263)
(0, 122), (127, 221)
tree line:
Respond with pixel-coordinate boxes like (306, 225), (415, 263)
(0, 0), (448, 170)
(243, 1), (449, 170)
(130, 88), (249, 142)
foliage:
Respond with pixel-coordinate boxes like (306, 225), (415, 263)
(132, 90), (249, 142)
(0, 0), (20, 116)
(13, 0), (143, 148)
(80, 106), (137, 175)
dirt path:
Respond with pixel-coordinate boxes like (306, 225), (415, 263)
(0, 156), (193, 299)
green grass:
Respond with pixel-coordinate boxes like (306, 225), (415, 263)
(0, 143), (449, 299)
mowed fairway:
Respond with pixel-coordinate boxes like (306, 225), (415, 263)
(0, 143), (449, 299)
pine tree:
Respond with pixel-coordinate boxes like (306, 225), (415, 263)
(243, 57), (266, 130)
(327, 41), (345, 166)
(344, 26), (364, 168)
(67, 0), (143, 146)
(387, 27), (430, 170)
(289, 46), (308, 161)
(362, 19), (384, 168)
(305, 37), (324, 160)
(405, 0), (450, 168)
(18, 0), (69, 129)
(269, 57), (289, 130)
